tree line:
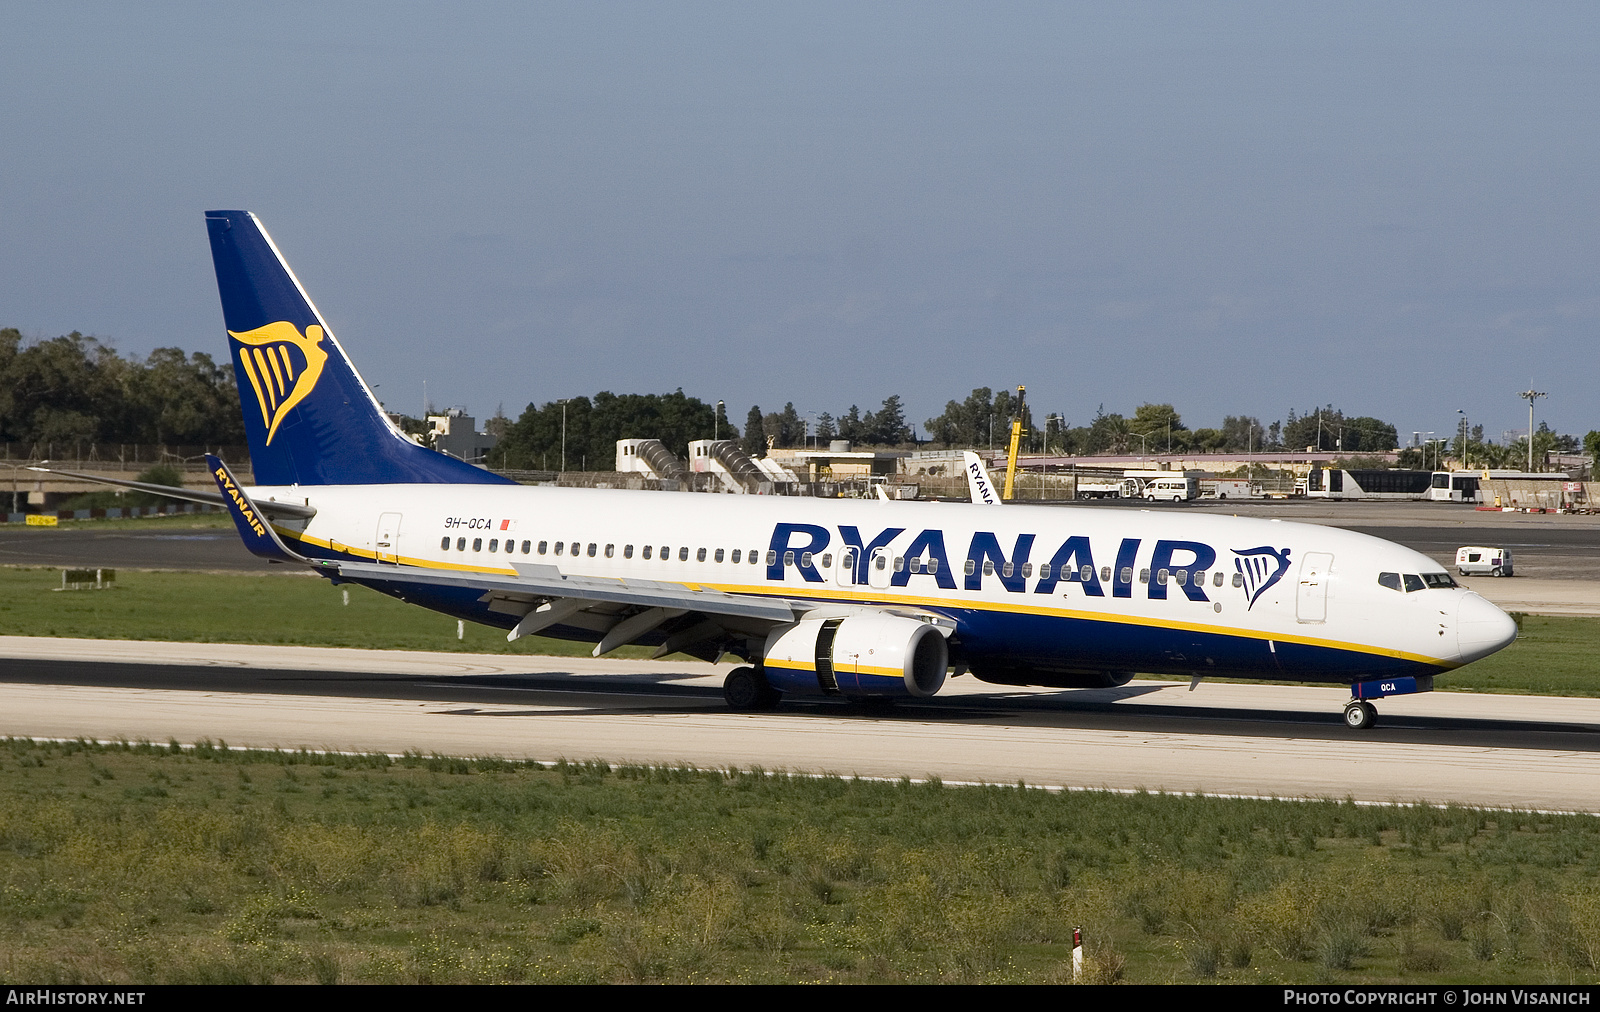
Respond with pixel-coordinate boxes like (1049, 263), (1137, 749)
(8, 326), (1588, 473)
(0, 328), (244, 446)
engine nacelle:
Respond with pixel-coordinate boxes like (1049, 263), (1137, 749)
(763, 614), (949, 699)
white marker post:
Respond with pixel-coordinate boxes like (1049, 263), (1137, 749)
(1072, 926), (1083, 981)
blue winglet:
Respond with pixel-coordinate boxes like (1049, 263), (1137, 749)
(206, 454), (312, 565)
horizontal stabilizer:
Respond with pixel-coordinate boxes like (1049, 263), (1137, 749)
(26, 465), (316, 519)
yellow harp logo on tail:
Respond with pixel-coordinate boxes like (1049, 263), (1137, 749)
(228, 322), (330, 445)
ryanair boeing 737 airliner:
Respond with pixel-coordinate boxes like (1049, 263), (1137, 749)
(43, 211), (1520, 730)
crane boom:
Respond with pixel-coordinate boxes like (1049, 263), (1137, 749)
(1002, 385), (1026, 501)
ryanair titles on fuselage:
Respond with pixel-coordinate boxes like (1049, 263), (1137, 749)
(764, 522), (1289, 607)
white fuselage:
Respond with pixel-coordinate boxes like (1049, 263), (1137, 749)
(254, 482), (1516, 687)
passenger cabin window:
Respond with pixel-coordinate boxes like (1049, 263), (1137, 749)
(698, 548), (708, 562)
(642, 545), (652, 559)
(538, 541), (548, 554)
(732, 549), (741, 563)
(1378, 572), (1402, 592)
(1120, 567), (1133, 583)
(679, 547), (689, 562)
(554, 541), (564, 555)
(784, 551), (795, 566)
(1083, 566), (1094, 582)
(472, 538), (482, 551)
(522, 541), (531, 554)
(1139, 568), (1150, 584)
(1213, 571), (1224, 587)
(1232, 573), (1243, 587)
(821, 553), (831, 568)
(750, 550), (760, 564)
(489, 539), (498, 552)
(457, 538), (467, 551)
(605, 544), (614, 558)
(1101, 567), (1112, 582)
(587, 543), (597, 557)
(440, 537), (449, 550)
(714, 548), (724, 563)
(964, 559), (976, 576)
(624, 545), (633, 559)
(766, 551), (777, 566)
(1038, 563), (1051, 580)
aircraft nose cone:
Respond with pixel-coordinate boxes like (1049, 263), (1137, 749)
(1457, 592), (1517, 663)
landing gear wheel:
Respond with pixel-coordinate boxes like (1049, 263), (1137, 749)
(1343, 700), (1377, 730)
(723, 666), (780, 711)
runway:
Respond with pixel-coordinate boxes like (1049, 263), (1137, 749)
(4, 637), (1600, 812)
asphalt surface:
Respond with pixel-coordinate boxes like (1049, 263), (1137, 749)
(1, 655), (1596, 753)
(4, 639), (1600, 810)
(0, 526), (274, 572)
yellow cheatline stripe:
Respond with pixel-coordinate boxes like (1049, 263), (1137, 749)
(278, 529), (522, 576)
(238, 350), (271, 428)
(765, 659), (814, 671)
(270, 531), (1456, 669)
(690, 578), (1457, 669)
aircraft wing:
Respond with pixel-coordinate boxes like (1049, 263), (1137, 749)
(332, 558), (798, 625)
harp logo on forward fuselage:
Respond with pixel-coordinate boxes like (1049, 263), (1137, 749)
(229, 321), (330, 445)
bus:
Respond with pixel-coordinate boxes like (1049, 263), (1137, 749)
(1305, 468), (1433, 500)
(1428, 470), (1575, 504)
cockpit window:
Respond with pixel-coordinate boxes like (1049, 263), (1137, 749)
(1422, 572), (1458, 589)
(1378, 572), (1402, 592)
(1402, 574), (1425, 593)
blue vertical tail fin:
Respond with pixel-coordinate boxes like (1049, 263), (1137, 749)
(204, 210), (513, 487)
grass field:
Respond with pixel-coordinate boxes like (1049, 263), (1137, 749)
(3, 738), (1600, 985)
(0, 566), (657, 659)
(1, 565), (1597, 694)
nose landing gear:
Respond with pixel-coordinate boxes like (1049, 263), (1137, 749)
(1343, 699), (1378, 730)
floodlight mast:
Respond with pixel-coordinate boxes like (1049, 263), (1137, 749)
(1518, 387), (1546, 473)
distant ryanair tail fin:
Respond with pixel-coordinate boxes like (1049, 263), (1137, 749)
(204, 210), (513, 487)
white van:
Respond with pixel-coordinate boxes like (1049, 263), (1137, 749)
(1143, 476), (1198, 502)
(1456, 546), (1514, 577)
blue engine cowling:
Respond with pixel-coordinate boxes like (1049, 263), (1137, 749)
(762, 614), (949, 699)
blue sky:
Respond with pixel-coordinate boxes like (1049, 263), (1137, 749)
(2, 3), (1596, 442)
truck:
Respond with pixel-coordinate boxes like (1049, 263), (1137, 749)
(1456, 546), (1514, 577)
(1204, 479), (1262, 500)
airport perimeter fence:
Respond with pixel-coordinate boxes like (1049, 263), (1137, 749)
(0, 444), (253, 473)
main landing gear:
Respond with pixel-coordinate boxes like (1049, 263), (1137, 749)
(723, 666), (781, 712)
